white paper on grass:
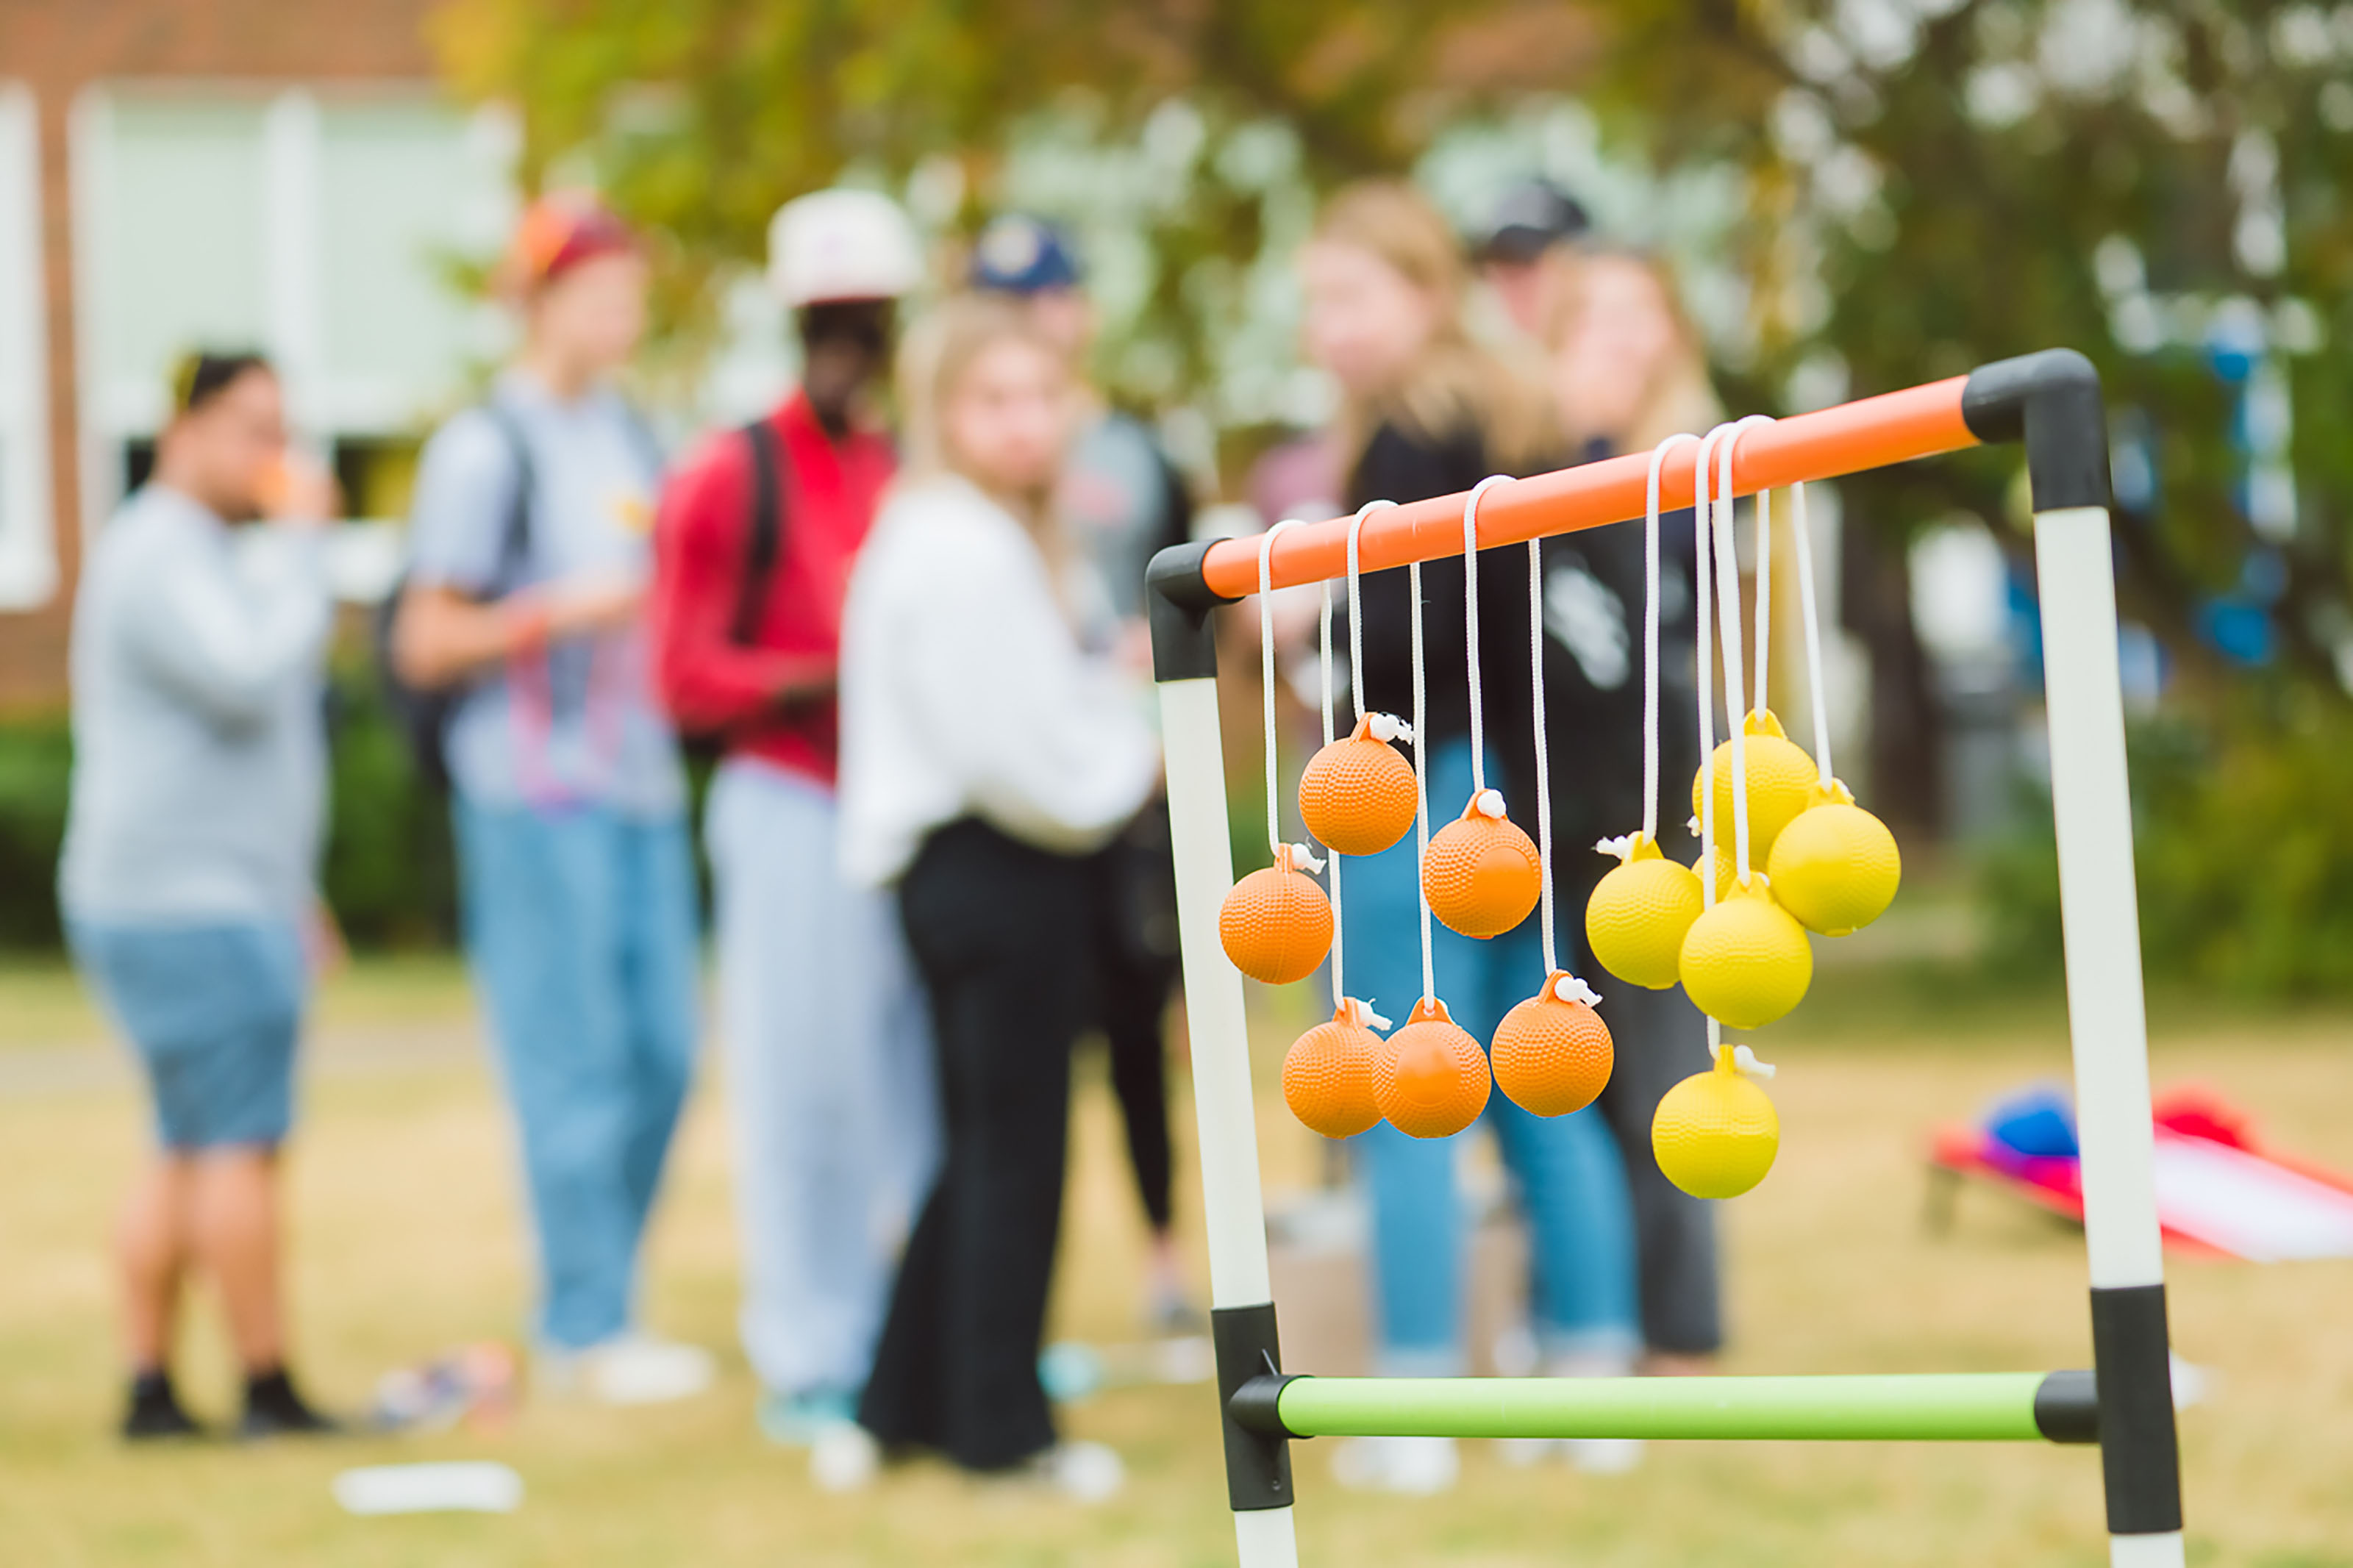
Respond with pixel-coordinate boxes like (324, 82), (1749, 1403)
(2149, 1134), (2353, 1262)
(333, 1461), (524, 1516)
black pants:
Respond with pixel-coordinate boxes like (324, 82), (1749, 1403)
(860, 818), (1096, 1471)
(1089, 801), (1180, 1234)
(1568, 864), (1724, 1357)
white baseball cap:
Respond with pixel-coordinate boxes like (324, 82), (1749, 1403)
(767, 188), (924, 307)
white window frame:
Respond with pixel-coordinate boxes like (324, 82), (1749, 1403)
(0, 82), (58, 611)
(69, 81), (515, 598)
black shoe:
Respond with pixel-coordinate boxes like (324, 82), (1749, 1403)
(121, 1371), (206, 1442)
(238, 1367), (343, 1440)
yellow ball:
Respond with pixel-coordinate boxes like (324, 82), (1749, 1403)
(1693, 842), (1743, 902)
(1677, 882), (1812, 1029)
(1767, 790), (1902, 937)
(1584, 834), (1703, 989)
(1690, 709), (1818, 861)
(1652, 1067), (1780, 1198)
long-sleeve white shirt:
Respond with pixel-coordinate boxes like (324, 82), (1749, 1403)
(838, 475), (1159, 887)
(58, 484), (332, 922)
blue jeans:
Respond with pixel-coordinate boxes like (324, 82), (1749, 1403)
(707, 759), (938, 1398)
(1343, 739), (1640, 1373)
(454, 798), (701, 1350)
(68, 917), (306, 1150)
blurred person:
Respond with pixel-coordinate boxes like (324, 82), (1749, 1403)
(60, 351), (343, 1440)
(646, 188), (938, 1443)
(391, 196), (711, 1406)
(1299, 182), (1640, 1494)
(832, 295), (1159, 1499)
(968, 214), (1197, 1334)
(1474, 179), (1590, 345)
(1537, 246), (1727, 1375)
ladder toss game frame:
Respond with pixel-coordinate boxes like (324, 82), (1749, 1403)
(1143, 349), (2184, 1568)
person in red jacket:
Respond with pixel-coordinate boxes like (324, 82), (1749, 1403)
(646, 189), (938, 1445)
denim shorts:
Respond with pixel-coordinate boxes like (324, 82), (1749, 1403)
(68, 919), (307, 1150)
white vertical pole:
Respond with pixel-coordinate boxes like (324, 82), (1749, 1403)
(2032, 504), (2184, 1568)
(1157, 673), (1297, 1567)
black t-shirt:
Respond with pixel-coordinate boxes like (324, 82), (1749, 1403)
(1537, 438), (1706, 894)
(1342, 420), (1545, 820)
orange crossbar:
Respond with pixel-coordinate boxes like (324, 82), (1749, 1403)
(1201, 376), (1977, 600)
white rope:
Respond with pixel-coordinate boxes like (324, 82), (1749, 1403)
(1318, 573), (1345, 1009)
(1712, 416), (1776, 882)
(1690, 420), (1741, 912)
(1257, 519), (1303, 860)
(1792, 482), (1835, 781)
(1642, 434), (1700, 845)
(1753, 478), (1774, 716)
(1346, 501), (1394, 726)
(1527, 538), (1557, 974)
(1410, 555), (1435, 1002)
(1460, 475), (1510, 800)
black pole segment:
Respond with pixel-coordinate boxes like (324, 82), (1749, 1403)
(2032, 1369), (2100, 1445)
(1210, 1303), (1295, 1511)
(1229, 1372), (1308, 1439)
(1147, 538), (1232, 684)
(2089, 1284), (2185, 1533)
(1959, 348), (2112, 512)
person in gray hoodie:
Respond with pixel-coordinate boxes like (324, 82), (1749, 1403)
(60, 351), (342, 1441)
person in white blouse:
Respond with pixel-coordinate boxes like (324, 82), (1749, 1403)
(832, 294), (1157, 1499)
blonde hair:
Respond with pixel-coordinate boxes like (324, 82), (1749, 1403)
(1546, 248), (1723, 456)
(896, 292), (1069, 550)
(1310, 181), (1558, 476)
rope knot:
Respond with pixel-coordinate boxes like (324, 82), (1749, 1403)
(1711, 1041), (1777, 1080)
(1552, 974), (1604, 1006)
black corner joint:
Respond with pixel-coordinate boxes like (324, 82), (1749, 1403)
(1147, 538), (1232, 684)
(1210, 1302), (1295, 1511)
(1960, 348), (2112, 514)
(2032, 1369), (2099, 1445)
(2089, 1283), (2185, 1535)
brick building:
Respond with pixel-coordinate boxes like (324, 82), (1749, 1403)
(0, 0), (508, 709)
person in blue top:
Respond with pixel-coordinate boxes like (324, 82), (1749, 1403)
(391, 196), (710, 1406)
(62, 350), (344, 1442)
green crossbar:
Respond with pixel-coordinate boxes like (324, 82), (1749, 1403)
(1240, 1372), (2098, 1444)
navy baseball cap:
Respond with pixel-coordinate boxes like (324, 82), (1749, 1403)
(1476, 180), (1592, 264)
(969, 214), (1082, 293)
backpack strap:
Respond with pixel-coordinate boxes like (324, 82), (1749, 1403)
(479, 401), (537, 597)
(734, 417), (789, 644)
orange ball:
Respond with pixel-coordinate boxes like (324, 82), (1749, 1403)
(1282, 998), (1385, 1139)
(1423, 792), (1542, 939)
(1298, 714), (1418, 856)
(1375, 995), (1490, 1139)
(1490, 972), (1613, 1117)
(1218, 842), (1332, 985)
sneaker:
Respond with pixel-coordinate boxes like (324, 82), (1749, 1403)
(238, 1368), (343, 1440)
(1331, 1434), (1458, 1495)
(121, 1375), (205, 1442)
(758, 1387), (860, 1447)
(982, 1440), (1124, 1503)
(538, 1334), (715, 1407)
(1563, 1435), (1644, 1475)
(810, 1422), (882, 1493)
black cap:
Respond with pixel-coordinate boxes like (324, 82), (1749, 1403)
(1476, 180), (1591, 265)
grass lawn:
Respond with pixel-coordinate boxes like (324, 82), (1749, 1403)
(1, 949), (2350, 1567)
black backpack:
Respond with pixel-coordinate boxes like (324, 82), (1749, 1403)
(374, 404), (537, 793)
(374, 411), (789, 787)
(674, 417), (792, 759)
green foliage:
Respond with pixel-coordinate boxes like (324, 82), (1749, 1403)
(1982, 703), (2353, 996)
(0, 715), (71, 949)
(0, 670), (460, 955)
(321, 665), (460, 950)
